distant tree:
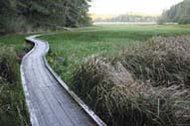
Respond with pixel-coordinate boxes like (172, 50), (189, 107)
(159, 0), (190, 24)
(157, 10), (169, 25)
(157, 17), (165, 25)
(94, 14), (157, 23)
(178, 0), (190, 24)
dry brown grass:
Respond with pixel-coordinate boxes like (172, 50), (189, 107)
(121, 36), (190, 88)
(72, 36), (190, 126)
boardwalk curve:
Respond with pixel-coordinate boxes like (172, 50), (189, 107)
(20, 35), (106, 126)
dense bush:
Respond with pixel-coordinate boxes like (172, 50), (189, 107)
(72, 36), (190, 126)
(0, 46), (29, 126)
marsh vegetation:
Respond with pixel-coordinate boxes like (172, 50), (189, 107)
(44, 24), (190, 126)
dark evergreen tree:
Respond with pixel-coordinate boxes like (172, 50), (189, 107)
(0, 0), (91, 34)
(159, 0), (190, 24)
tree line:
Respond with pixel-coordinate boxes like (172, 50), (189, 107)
(158, 0), (190, 24)
(95, 14), (157, 23)
(0, 0), (91, 35)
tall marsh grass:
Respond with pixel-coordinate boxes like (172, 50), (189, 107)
(72, 36), (190, 126)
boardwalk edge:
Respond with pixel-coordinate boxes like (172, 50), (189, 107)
(42, 40), (107, 126)
(20, 35), (40, 126)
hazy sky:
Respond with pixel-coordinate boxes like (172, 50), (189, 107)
(89, 0), (183, 15)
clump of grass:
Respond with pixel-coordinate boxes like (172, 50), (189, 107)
(0, 45), (29, 126)
(120, 36), (190, 88)
(72, 36), (190, 126)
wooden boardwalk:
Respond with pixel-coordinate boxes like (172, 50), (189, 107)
(21, 35), (106, 126)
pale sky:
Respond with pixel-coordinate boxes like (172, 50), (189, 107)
(89, 0), (184, 16)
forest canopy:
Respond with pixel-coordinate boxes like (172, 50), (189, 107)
(0, 0), (91, 34)
(158, 0), (190, 24)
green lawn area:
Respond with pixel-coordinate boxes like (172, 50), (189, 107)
(0, 34), (30, 126)
(42, 24), (190, 85)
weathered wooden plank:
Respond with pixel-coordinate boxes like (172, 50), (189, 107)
(21, 35), (106, 126)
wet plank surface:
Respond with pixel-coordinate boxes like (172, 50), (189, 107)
(21, 36), (97, 126)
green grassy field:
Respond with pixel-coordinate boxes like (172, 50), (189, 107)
(43, 24), (190, 85)
(0, 34), (30, 126)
